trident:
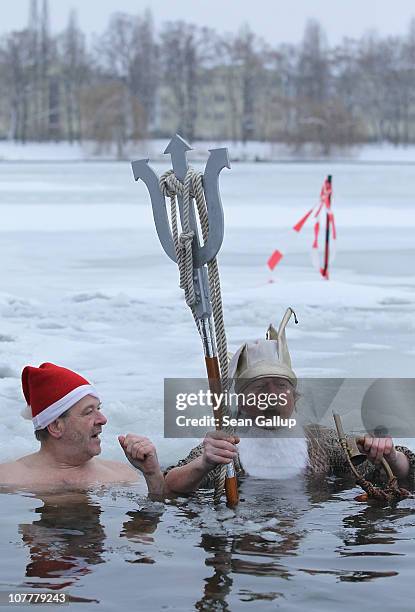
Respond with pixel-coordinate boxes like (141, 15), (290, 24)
(131, 134), (239, 506)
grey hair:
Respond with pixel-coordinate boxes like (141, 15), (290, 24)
(34, 407), (71, 442)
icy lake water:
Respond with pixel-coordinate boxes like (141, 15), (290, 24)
(1, 477), (414, 611)
(0, 159), (414, 609)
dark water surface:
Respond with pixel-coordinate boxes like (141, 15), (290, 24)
(0, 477), (414, 611)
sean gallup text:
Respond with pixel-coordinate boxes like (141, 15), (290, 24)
(176, 415), (297, 428)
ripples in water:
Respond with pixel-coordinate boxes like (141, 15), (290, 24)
(0, 475), (414, 610)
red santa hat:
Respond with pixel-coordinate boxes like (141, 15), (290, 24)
(21, 362), (100, 430)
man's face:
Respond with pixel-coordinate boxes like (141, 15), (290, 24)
(59, 395), (107, 460)
(239, 377), (295, 421)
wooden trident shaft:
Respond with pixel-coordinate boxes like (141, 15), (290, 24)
(205, 355), (239, 506)
(131, 134), (238, 507)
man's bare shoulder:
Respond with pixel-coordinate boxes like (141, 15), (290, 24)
(98, 459), (139, 482)
(0, 454), (38, 484)
(0, 461), (18, 483)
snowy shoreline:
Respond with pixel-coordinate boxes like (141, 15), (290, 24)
(1, 139), (415, 164)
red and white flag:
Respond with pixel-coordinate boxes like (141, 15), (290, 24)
(267, 176), (336, 278)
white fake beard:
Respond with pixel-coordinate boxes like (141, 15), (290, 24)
(237, 428), (309, 480)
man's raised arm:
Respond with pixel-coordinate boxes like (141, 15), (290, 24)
(118, 434), (165, 497)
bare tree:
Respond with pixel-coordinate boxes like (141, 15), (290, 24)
(216, 37), (241, 141)
(293, 20), (332, 151)
(0, 29), (33, 142)
(234, 26), (262, 143)
(27, 0), (41, 139)
(268, 44), (299, 142)
(80, 80), (145, 159)
(58, 9), (87, 142)
(400, 19), (415, 143)
(39, 0), (51, 138)
(160, 21), (215, 140)
(96, 10), (158, 137)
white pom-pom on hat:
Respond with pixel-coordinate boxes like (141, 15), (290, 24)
(21, 404), (32, 420)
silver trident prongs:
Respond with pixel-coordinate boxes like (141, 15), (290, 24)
(131, 134), (230, 323)
(131, 134), (229, 267)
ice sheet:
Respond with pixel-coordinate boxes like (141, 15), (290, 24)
(0, 160), (414, 466)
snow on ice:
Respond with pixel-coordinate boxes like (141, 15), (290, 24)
(0, 154), (414, 466)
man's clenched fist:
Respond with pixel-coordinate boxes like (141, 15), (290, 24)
(118, 434), (160, 476)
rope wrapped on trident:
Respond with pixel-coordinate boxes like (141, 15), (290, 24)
(267, 175), (336, 279)
(131, 135), (239, 507)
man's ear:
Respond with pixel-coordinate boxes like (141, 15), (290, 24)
(47, 418), (65, 439)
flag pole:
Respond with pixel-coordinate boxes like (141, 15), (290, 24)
(321, 174), (332, 279)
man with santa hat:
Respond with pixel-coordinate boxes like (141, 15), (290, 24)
(165, 308), (415, 493)
(0, 362), (164, 495)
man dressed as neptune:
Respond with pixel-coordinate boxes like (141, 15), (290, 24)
(164, 308), (415, 493)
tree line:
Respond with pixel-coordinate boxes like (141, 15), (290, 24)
(1, 0), (415, 156)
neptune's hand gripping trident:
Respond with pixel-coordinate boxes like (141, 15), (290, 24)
(131, 135), (239, 506)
